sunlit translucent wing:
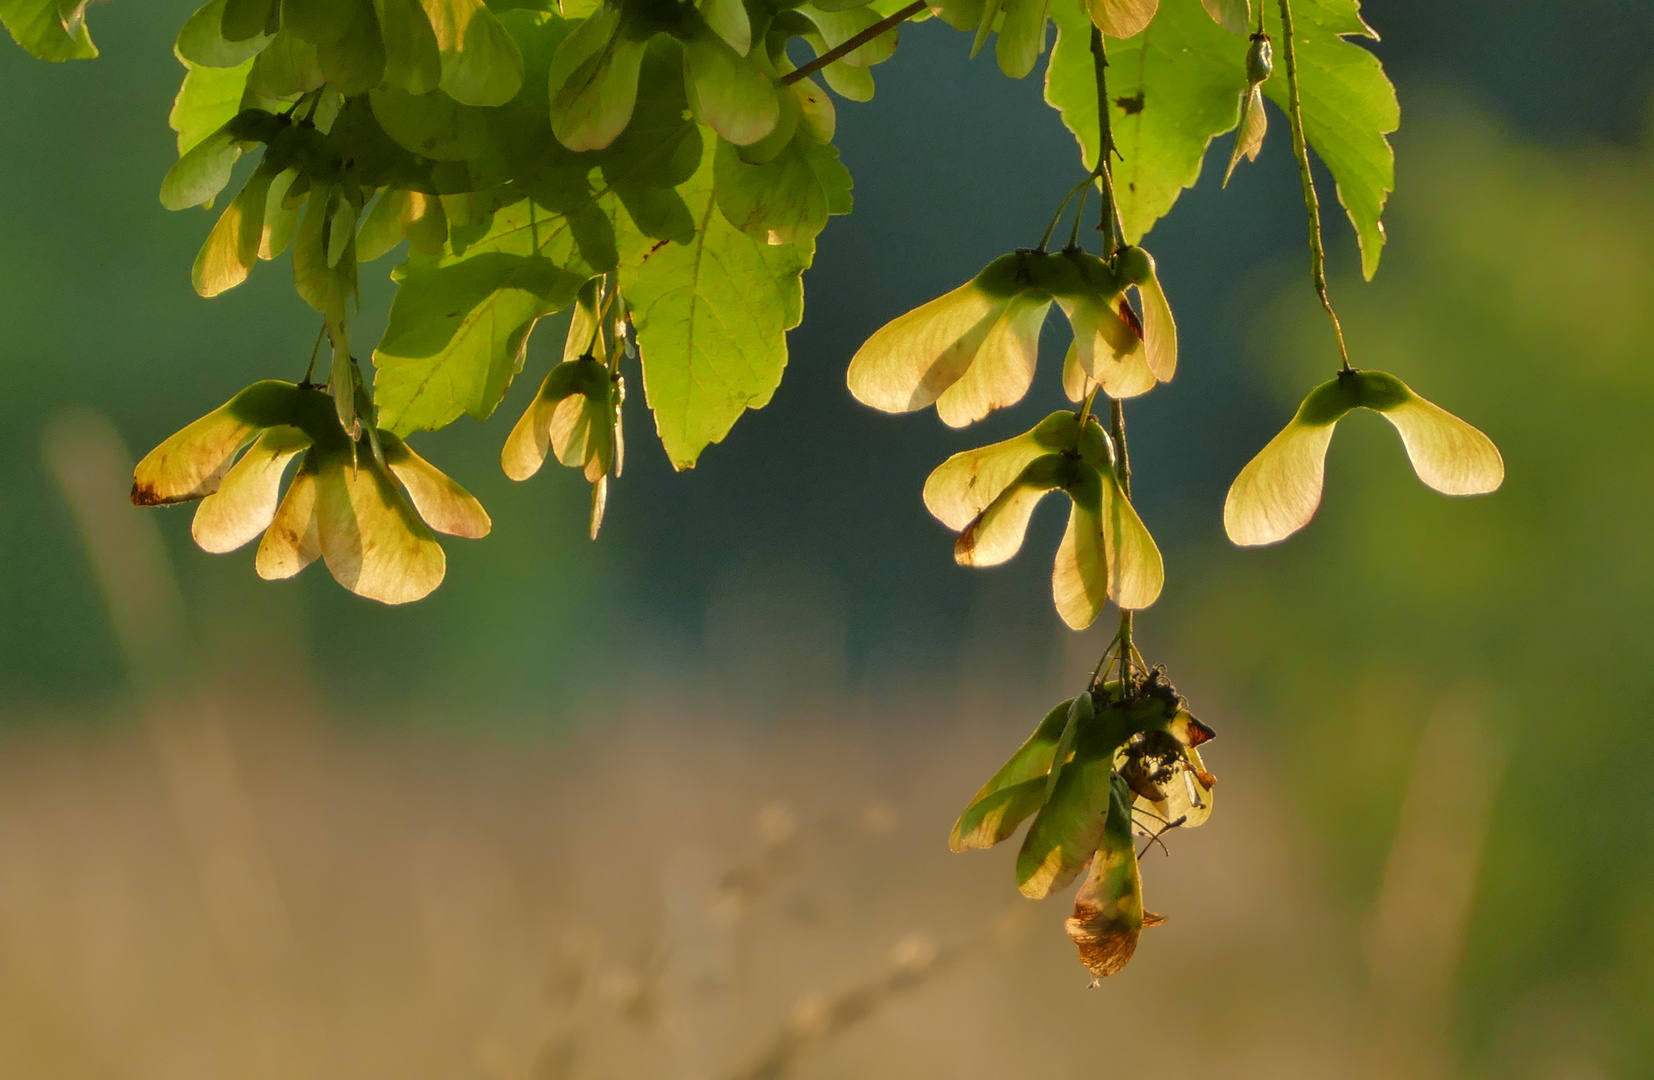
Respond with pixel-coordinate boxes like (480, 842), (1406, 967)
(682, 27), (779, 147)
(847, 270), (1006, 417)
(793, 76), (835, 142)
(501, 358), (614, 482)
(193, 166), (274, 297)
(192, 425), (311, 553)
(315, 0), (386, 97)
(382, 433), (491, 538)
(1117, 247), (1177, 383)
(1043, 691), (1094, 801)
(260, 169), (301, 260)
(995, 0), (1051, 79)
(564, 277), (602, 363)
(1016, 707), (1116, 898)
(1201, 0), (1248, 34)
(935, 289), (1051, 427)
(248, 30), (324, 98)
(369, 86), (488, 162)
(699, 0), (751, 54)
(130, 380), (302, 505)
(1052, 462), (1163, 628)
(800, 4), (897, 69)
(1061, 340), (1093, 403)
(1373, 382), (1504, 496)
(256, 457), (321, 579)
(922, 411), (1079, 531)
(355, 186), (444, 261)
(176, 0), (267, 68)
(969, 0), (1002, 58)
(547, 7), (644, 151)
(954, 455), (1067, 567)
(1088, 0), (1157, 39)
(160, 122), (243, 211)
(375, 0), (442, 95)
(949, 698), (1073, 851)
(425, 0), (524, 107)
(1225, 370), (1501, 547)
(314, 449), (447, 604)
(1222, 392), (1343, 547)
(1064, 774), (1145, 978)
(1223, 83), (1266, 187)
(1056, 285), (1153, 400)
(293, 183), (354, 321)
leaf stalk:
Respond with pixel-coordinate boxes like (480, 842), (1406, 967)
(1277, 0), (1352, 373)
(781, 1), (927, 86)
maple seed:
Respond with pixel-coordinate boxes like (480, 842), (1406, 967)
(132, 381), (489, 604)
(922, 410), (1163, 628)
(1224, 369), (1504, 546)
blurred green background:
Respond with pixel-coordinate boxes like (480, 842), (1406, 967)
(2, 2), (1652, 1078)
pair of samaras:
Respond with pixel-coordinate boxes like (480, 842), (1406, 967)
(924, 410), (1163, 627)
(502, 278), (626, 539)
(949, 687), (1217, 978)
(1225, 369), (1504, 546)
(847, 246), (1176, 428)
(503, 357), (624, 539)
(132, 381), (489, 604)
(548, 8), (779, 152)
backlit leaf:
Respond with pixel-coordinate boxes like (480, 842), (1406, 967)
(0, 0), (96, 61)
(425, 0), (525, 106)
(623, 140), (813, 469)
(176, 0), (269, 67)
(1259, 0), (1396, 279)
(170, 60), (254, 155)
(375, 194), (598, 434)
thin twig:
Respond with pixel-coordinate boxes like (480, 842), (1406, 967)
(1277, 0), (1352, 372)
(1088, 26), (1125, 257)
(1110, 398), (1134, 693)
(301, 321), (325, 385)
(781, 1), (926, 86)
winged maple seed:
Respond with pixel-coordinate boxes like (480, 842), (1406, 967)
(949, 667), (1215, 977)
(131, 380), (489, 604)
(921, 409), (1163, 628)
(848, 246), (1176, 427)
(1224, 368), (1504, 546)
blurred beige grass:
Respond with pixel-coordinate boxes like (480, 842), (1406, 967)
(3, 413), (1501, 1080)
(0, 679), (1363, 1080)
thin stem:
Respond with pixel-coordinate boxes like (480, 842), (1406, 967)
(781, 0), (925, 86)
(1088, 641), (1117, 693)
(1088, 26), (1125, 259)
(587, 272), (621, 360)
(301, 321), (325, 385)
(1111, 398), (1134, 695)
(1038, 175), (1094, 251)
(1067, 183), (1090, 249)
(1075, 384), (1099, 428)
(1277, 0), (1352, 373)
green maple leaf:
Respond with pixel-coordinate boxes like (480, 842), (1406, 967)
(0, 0), (96, 61)
(1260, 0), (1397, 279)
(623, 139), (815, 470)
(1045, 0), (1395, 277)
(373, 190), (611, 436)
